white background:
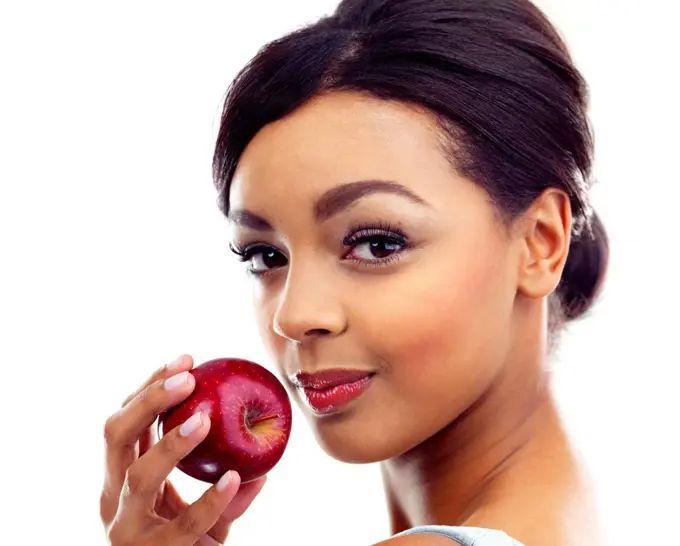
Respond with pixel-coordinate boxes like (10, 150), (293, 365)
(1, 1), (678, 544)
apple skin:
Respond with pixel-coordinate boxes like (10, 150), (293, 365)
(159, 357), (292, 484)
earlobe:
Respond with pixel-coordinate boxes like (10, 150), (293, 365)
(517, 189), (572, 300)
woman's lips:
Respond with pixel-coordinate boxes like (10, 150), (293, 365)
(291, 369), (375, 415)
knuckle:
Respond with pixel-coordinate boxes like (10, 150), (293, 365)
(120, 392), (135, 408)
(103, 414), (122, 446)
(148, 381), (169, 417)
(124, 465), (152, 498)
(200, 491), (222, 519)
(137, 384), (152, 405)
(99, 489), (107, 513)
(151, 360), (175, 384)
(137, 383), (164, 419)
(107, 520), (132, 546)
(156, 434), (177, 458)
(100, 489), (116, 525)
(175, 509), (203, 536)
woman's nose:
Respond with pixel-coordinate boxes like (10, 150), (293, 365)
(272, 265), (347, 343)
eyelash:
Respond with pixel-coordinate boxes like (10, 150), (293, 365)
(228, 221), (411, 278)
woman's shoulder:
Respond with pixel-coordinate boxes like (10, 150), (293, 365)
(391, 525), (524, 545)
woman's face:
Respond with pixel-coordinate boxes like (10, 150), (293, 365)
(228, 91), (521, 463)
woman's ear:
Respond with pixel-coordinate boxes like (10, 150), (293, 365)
(516, 188), (572, 299)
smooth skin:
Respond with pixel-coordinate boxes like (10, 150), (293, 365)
(100, 91), (600, 545)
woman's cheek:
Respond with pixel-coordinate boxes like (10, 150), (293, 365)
(254, 291), (286, 364)
(362, 250), (511, 397)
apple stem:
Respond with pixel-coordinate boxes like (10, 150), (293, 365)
(248, 412), (281, 426)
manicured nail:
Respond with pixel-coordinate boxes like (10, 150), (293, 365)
(167, 355), (185, 371)
(179, 412), (203, 437)
(164, 371), (189, 391)
(216, 470), (235, 492)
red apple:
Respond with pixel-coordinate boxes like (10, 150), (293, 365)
(158, 357), (292, 484)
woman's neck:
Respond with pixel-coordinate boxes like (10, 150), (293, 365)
(380, 345), (599, 543)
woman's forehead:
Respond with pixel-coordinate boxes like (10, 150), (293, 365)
(229, 92), (458, 208)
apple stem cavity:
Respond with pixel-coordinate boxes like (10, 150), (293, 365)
(247, 412), (281, 427)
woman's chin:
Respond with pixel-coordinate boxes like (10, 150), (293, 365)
(300, 405), (402, 464)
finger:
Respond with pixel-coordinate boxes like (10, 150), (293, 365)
(101, 355), (194, 525)
(138, 418), (157, 458)
(158, 479), (188, 520)
(159, 477), (266, 544)
(121, 412), (210, 513)
(119, 355), (192, 470)
(121, 354), (194, 407)
(106, 364), (196, 457)
(217, 476), (267, 527)
(162, 470), (243, 545)
(206, 475), (268, 544)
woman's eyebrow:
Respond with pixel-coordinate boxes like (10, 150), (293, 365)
(314, 179), (431, 222)
(227, 209), (273, 232)
(227, 179), (431, 232)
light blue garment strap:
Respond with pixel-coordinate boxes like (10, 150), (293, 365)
(392, 525), (524, 546)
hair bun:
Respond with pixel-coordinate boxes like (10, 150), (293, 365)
(556, 210), (610, 320)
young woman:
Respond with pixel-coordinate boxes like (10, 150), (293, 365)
(99, 1), (608, 544)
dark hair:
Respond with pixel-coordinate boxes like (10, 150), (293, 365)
(212, 0), (609, 328)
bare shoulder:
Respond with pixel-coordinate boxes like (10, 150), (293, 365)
(372, 534), (462, 546)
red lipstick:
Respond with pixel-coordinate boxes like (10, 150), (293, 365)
(291, 369), (375, 415)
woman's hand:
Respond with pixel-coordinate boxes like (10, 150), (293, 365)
(100, 355), (267, 545)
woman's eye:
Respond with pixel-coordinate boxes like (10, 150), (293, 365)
(349, 238), (404, 260)
(247, 248), (287, 273)
(230, 228), (408, 278)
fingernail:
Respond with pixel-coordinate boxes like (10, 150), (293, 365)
(167, 355), (185, 371)
(179, 412), (203, 437)
(216, 470), (234, 491)
(164, 371), (189, 391)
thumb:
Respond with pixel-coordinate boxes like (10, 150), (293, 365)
(207, 475), (268, 543)
(219, 475), (267, 522)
